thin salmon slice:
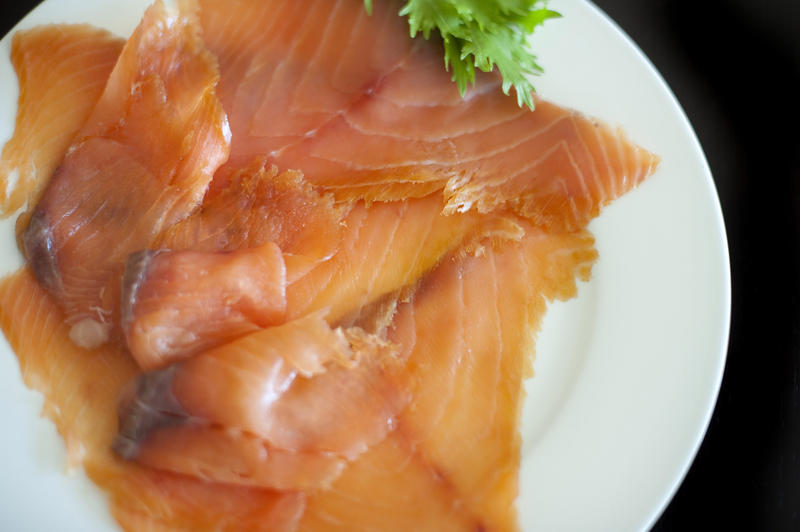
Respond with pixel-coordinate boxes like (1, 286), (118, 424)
(390, 227), (596, 531)
(121, 241), (287, 370)
(285, 194), (526, 324)
(0, 268), (305, 532)
(298, 227), (597, 531)
(19, 0), (230, 349)
(198, 0), (415, 191)
(114, 312), (407, 490)
(0, 25), (123, 222)
(198, 0), (659, 231)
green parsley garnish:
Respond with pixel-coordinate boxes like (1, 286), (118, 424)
(364, 0), (561, 110)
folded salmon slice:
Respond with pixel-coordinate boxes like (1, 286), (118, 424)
(0, 25), (123, 222)
(19, 0), (230, 349)
(299, 227), (597, 531)
(114, 312), (407, 490)
(143, 189), (524, 367)
(121, 242), (286, 370)
(198, 0), (659, 231)
(0, 269), (305, 532)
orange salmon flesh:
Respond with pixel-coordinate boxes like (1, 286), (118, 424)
(0, 0), (658, 531)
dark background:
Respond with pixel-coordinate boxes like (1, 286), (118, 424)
(2, 1), (799, 530)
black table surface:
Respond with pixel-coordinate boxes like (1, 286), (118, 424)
(2, 1), (799, 530)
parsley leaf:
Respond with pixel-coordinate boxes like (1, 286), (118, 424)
(365, 0), (561, 109)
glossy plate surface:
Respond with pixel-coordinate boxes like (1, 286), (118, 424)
(0, 1), (730, 530)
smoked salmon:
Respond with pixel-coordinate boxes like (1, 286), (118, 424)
(0, 269), (305, 532)
(132, 170), (525, 367)
(157, 159), (343, 280)
(115, 311), (406, 490)
(298, 227), (597, 532)
(121, 241), (287, 370)
(0, 0), (662, 530)
(198, 0), (659, 232)
(0, 25), (123, 223)
(20, 0), (230, 349)
(284, 196), (526, 323)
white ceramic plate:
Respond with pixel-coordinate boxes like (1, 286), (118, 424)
(0, 1), (730, 531)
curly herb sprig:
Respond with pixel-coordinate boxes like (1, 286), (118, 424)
(364, 0), (561, 109)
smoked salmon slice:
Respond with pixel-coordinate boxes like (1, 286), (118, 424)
(197, 0), (415, 194)
(114, 312), (407, 490)
(389, 228), (597, 531)
(284, 195), (525, 324)
(0, 25), (123, 222)
(0, 269), (305, 532)
(298, 227), (597, 532)
(19, 0), (230, 349)
(198, 0), (659, 231)
(121, 241), (287, 370)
